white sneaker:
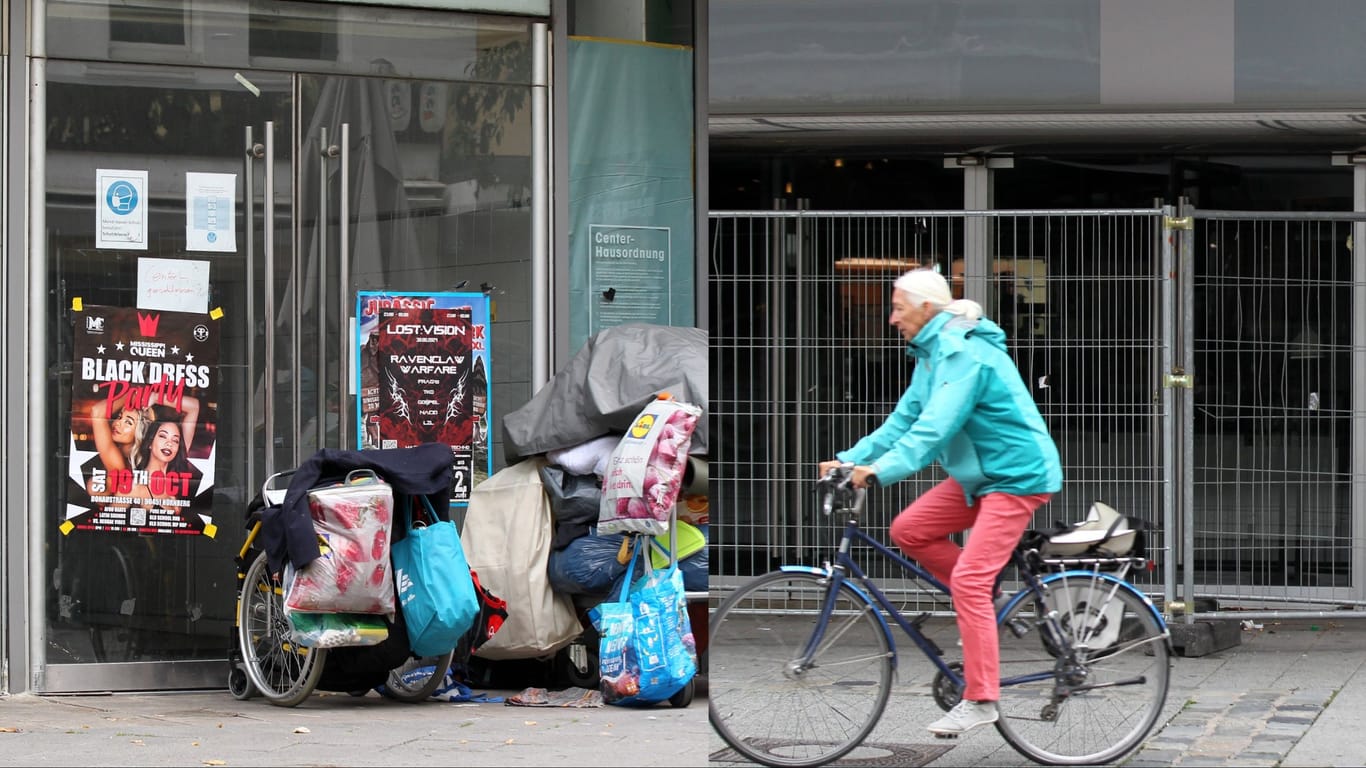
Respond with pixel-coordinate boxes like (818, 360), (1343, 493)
(927, 699), (999, 736)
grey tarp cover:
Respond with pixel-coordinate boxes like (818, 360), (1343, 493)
(502, 322), (708, 463)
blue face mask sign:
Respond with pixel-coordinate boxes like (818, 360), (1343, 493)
(106, 180), (139, 215)
(96, 169), (148, 250)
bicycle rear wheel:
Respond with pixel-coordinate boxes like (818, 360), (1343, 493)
(237, 551), (328, 707)
(709, 570), (893, 768)
(995, 573), (1170, 765)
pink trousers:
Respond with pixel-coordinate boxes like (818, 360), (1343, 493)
(888, 478), (1052, 701)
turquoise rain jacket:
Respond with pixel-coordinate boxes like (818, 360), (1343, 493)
(836, 311), (1062, 505)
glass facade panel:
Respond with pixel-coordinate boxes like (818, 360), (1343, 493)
(36, 1), (536, 690)
(1235, 0), (1366, 103)
(711, 0), (1366, 114)
(710, 0), (1100, 113)
(46, 0), (531, 83)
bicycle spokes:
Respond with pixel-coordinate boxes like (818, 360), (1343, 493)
(995, 576), (1170, 765)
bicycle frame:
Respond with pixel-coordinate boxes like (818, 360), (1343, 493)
(784, 511), (1127, 696)
(785, 514), (973, 690)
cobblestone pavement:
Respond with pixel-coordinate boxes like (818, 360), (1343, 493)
(1126, 687), (1332, 767)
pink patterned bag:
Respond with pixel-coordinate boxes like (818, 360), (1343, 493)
(283, 471), (397, 619)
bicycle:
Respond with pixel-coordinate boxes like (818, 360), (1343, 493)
(708, 465), (1172, 767)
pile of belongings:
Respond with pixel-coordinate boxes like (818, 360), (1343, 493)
(501, 323), (709, 599)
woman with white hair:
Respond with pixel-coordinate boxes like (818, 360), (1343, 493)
(818, 267), (1062, 737)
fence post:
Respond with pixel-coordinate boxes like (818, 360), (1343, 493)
(1353, 166), (1366, 607)
(1160, 204), (1180, 620)
(1174, 198), (1197, 624)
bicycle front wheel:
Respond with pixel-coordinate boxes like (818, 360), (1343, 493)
(709, 570), (894, 768)
(995, 573), (1171, 765)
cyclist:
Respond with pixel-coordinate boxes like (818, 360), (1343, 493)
(819, 267), (1062, 737)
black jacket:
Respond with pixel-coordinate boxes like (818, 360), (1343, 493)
(260, 443), (455, 574)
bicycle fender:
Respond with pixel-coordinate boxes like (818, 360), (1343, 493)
(1038, 570), (1171, 634)
(779, 565), (899, 669)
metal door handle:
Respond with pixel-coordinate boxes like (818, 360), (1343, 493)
(263, 121), (277, 473)
(317, 128), (330, 450)
(337, 122), (351, 449)
(244, 127), (258, 481)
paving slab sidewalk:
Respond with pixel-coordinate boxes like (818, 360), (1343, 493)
(0, 683), (710, 767)
(708, 616), (1366, 768)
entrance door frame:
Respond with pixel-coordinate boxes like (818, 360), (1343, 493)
(19, 15), (553, 693)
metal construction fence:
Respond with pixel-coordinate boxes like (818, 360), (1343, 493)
(708, 205), (1366, 621)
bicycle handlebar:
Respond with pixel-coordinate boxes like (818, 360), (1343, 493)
(817, 463), (871, 515)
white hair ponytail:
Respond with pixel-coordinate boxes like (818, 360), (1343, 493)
(943, 299), (983, 320)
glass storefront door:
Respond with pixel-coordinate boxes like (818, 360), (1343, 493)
(38, 1), (536, 692)
(42, 62), (294, 689)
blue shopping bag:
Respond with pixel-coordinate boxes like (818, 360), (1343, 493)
(390, 494), (479, 657)
(589, 537), (697, 706)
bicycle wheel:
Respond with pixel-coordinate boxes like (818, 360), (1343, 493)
(237, 551), (328, 707)
(709, 570), (894, 768)
(995, 573), (1170, 765)
(381, 649), (457, 702)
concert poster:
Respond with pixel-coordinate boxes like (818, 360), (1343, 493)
(65, 304), (220, 537)
(356, 291), (491, 503)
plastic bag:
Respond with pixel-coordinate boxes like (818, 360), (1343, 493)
(598, 395), (702, 536)
(287, 610), (389, 648)
(283, 472), (396, 618)
(539, 463), (605, 550)
(588, 539), (697, 706)
(546, 530), (630, 595)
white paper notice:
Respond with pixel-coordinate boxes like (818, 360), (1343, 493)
(137, 257), (211, 313)
(96, 169), (149, 250)
(185, 172), (237, 252)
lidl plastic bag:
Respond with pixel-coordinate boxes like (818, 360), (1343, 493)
(598, 395), (702, 537)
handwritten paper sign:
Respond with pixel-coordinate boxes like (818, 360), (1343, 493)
(137, 257), (211, 313)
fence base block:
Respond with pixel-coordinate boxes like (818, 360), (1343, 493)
(1169, 619), (1242, 657)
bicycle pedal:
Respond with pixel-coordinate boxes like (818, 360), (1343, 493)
(932, 732), (960, 740)
(1007, 618), (1031, 638)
